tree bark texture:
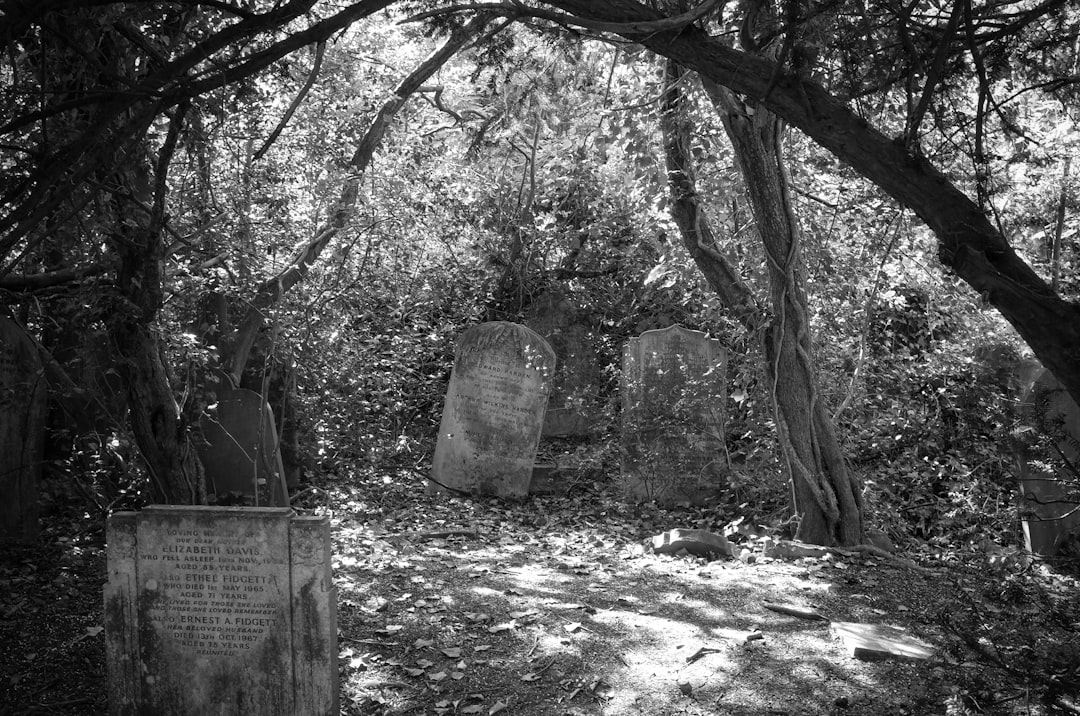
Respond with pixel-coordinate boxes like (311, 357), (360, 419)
(108, 115), (204, 505)
(540, 0), (1080, 412)
(661, 60), (863, 545)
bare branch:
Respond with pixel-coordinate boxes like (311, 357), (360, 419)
(0, 263), (107, 290)
(254, 39), (327, 161)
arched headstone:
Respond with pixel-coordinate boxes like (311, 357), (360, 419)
(525, 292), (603, 436)
(1016, 369), (1080, 556)
(621, 325), (727, 506)
(0, 318), (47, 543)
(198, 388), (288, 507)
(431, 322), (555, 498)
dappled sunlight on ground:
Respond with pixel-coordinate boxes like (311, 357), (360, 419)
(327, 484), (999, 715)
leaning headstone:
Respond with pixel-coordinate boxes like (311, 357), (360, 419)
(105, 506), (337, 715)
(0, 318), (47, 543)
(525, 292), (603, 436)
(198, 388), (289, 506)
(1016, 369), (1080, 556)
(621, 325), (727, 506)
(432, 322), (555, 498)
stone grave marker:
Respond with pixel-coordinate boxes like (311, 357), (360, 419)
(1016, 369), (1080, 556)
(621, 325), (727, 506)
(198, 388), (289, 506)
(432, 321), (555, 498)
(105, 505), (337, 715)
(525, 292), (603, 436)
(0, 317), (47, 543)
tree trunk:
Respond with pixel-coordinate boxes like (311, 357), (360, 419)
(541, 0), (1080, 411)
(108, 111), (204, 504)
(661, 59), (863, 546)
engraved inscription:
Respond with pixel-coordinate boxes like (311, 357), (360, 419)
(432, 322), (556, 497)
(139, 525), (284, 658)
(621, 326), (727, 505)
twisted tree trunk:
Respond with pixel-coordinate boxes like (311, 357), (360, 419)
(661, 60), (862, 545)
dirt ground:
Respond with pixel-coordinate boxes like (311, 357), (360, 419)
(2, 471), (1079, 715)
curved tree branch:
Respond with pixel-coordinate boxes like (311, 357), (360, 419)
(254, 39), (326, 161)
(536, 0), (1080, 412)
(402, 0), (722, 34)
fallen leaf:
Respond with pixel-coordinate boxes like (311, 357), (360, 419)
(509, 609), (538, 619)
(441, 647), (462, 658)
(489, 702), (507, 714)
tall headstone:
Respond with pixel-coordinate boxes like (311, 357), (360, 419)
(525, 292), (604, 436)
(198, 388), (289, 506)
(105, 506), (337, 715)
(432, 322), (555, 498)
(0, 318), (47, 543)
(1016, 369), (1080, 555)
(621, 325), (727, 506)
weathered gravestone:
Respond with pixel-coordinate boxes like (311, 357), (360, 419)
(431, 322), (555, 498)
(621, 325), (727, 506)
(525, 292), (603, 436)
(105, 506), (337, 715)
(1016, 369), (1080, 556)
(198, 388), (289, 506)
(0, 317), (47, 543)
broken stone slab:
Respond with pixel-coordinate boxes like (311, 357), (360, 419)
(763, 540), (829, 560)
(831, 621), (935, 661)
(649, 528), (732, 558)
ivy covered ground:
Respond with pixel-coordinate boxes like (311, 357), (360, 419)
(2, 461), (1079, 716)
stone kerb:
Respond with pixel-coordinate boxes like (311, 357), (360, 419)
(1016, 369), (1080, 556)
(105, 506), (337, 715)
(431, 321), (555, 498)
(0, 317), (47, 543)
(621, 325), (727, 506)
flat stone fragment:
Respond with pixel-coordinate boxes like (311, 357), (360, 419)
(763, 541), (829, 560)
(831, 621), (935, 661)
(650, 528), (731, 558)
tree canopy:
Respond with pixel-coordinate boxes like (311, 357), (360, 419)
(1, 0), (1077, 532)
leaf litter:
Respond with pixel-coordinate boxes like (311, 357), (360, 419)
(1, 467), (1078, 714)
(323, 472), (1080, 716)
